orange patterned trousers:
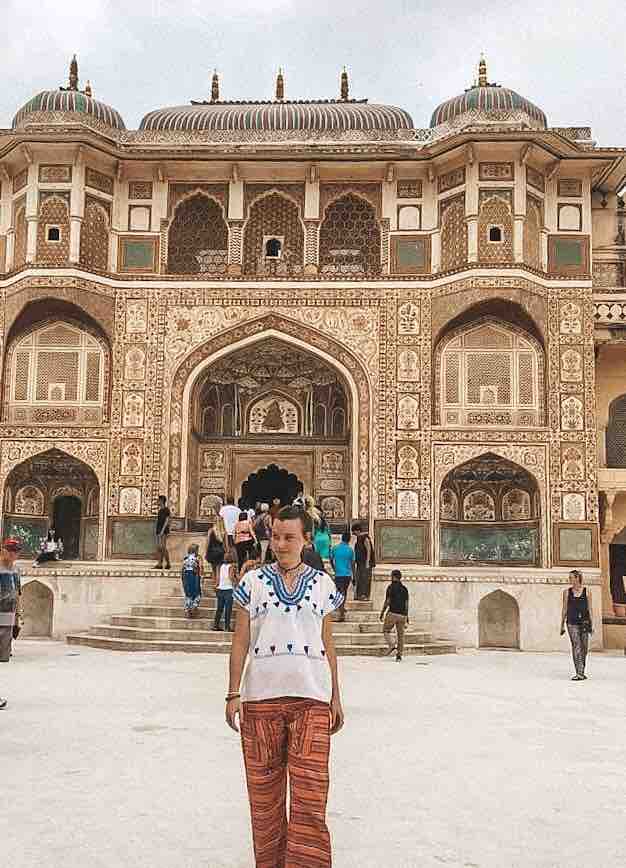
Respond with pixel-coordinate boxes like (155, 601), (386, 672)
(241, 697), (332, 868)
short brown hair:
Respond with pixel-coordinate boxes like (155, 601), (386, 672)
(275, 505), (311, 535)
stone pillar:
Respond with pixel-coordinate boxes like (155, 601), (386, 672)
(25, 163), (39, 263)
(5, 229), (15, 271)
(69, 153), (85, 264)
(422, 172), (438, 273)
(465, 158), (479, 262)
(304, 172), (320, 274)
(228, 174), (244, 275)
(513, 160), (526, 263)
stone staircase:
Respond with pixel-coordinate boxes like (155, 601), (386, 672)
(67, 584), (456, 656)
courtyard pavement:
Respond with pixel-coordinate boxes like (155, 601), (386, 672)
(2, 641), (625, 868)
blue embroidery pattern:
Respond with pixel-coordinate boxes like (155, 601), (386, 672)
(260, 563), (321, 607)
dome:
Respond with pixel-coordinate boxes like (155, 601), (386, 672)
(430, 58), (546, 132)
(139, 99), (413, 134)
(12, 57), (125, 132)
(13, 89), (125, 131)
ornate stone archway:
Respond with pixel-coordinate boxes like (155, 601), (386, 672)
(0, 440), (108, 559)
(166, 314), (373, 519)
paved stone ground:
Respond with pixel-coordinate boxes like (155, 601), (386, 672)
(2, 641), (624, 868)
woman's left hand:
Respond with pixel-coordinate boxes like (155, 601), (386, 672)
(330, 695), (344, 734)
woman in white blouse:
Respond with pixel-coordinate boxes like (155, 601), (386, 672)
(226, 505), (344, 868)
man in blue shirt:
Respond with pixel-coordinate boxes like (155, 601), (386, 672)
(330, 532), (354, 622)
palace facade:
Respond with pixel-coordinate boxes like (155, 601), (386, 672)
(2, 56), (626, 649)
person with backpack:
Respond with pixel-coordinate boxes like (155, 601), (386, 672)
(181, 544), (202, 618)
(253, 503), (272, 563)
(330, 531), (354, 622)
(353, 523), (376, 600)
(206, 516), (227, 581)
(234, 511), (257, 570)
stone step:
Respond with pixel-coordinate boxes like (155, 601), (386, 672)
(66, 634), (233, 653)
(131, 604), (383, 623)
(66, 632), (455, 656)
(333, 642), (457, 657)
(109, 610), (430, 641)
(153, 595), (375, 611)
(106, 617), (432, 646)
(89, 624), (232, 642)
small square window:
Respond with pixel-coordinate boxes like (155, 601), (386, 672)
(46, 226), (61, 242)
(263, 235), (284, 258)
(488, 225), (503, 243)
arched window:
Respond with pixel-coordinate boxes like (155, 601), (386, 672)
(319, 194), (381, 275)
(9, 322), (104, 410)
(167, 194), (228, 274)
(437, 319), (543, 427)
(606, 395), (626, 468)
(243, 193), (303, 276)
(488, 226), (502, 242)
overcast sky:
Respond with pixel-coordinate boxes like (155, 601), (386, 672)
(3, 0), (625, 144)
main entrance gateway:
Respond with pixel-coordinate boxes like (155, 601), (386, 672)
(241, 464), (303, 507)
(187, 338), (352, 521)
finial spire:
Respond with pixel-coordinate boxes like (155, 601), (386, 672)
(84, 80), (92, 98)
(478, 53), (488, 87)
(211, 69), (219, 102)
(69, 54), (79, 91)
(275, 67), (284, 101)
(340, 66), (349, 101)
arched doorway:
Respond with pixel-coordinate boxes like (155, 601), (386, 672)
(241, 465), (303, 507)
(185, 336), (352, 523)
(2, 449), (100, 560)
(479, 590), (520, 649)
(53, 495), (82, 559)
(21, 580), (54, 636)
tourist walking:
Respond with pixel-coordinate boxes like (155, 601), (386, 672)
(330, 531), (354, 622)
(560, 569), (593, 680)
(303, 530), (325, 571)
(214, 550), (237, 631)
(226, 505), (345, 868)
(313, 520), (332, 562)
(380, 569), (409, 662)
(253, 503), (272, 563)
(181, 544), (202, 618)
(234, 511), (257, 570)
(206, 517), (227, 581)
(154, 495), (171, 570)
(353, 524), (376, 600)
(220, 497), (241, 548)
(0, 538), (22, 709)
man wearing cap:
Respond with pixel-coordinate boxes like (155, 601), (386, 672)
(0, 537), (22, 709)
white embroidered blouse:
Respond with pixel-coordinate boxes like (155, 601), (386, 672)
(233, 563), (343, 704)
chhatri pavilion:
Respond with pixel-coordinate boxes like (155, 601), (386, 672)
(1, 55), (626, 651)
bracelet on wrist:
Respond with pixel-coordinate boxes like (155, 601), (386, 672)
(225, 692), (240, 702)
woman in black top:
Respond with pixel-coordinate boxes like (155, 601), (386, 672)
(560, 569), (593, 680)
